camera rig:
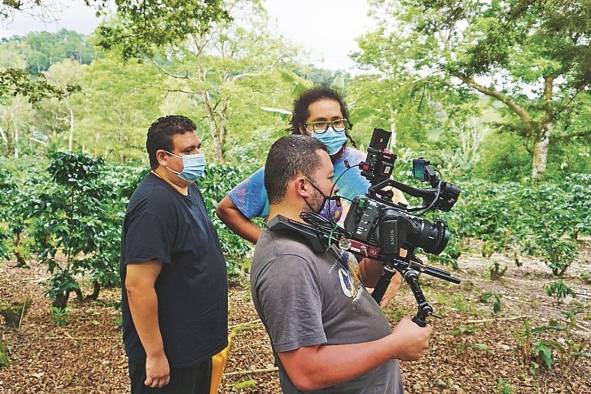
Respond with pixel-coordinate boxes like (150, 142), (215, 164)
(269, 128), (461, 327)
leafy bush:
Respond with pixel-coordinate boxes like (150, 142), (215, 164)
(474, 133), (531, 182)
(544, 281), (576, 303)
(0, 160), (37, 264)
(198, 164), (255, 276)
(442, 175), (591, 276)
(28, 152), (126, 307)
(480, 291), (502, 313)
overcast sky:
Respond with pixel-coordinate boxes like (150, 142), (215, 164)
(0, 0), (373, 72)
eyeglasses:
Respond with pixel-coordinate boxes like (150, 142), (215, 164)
(304, 118), (349, 134)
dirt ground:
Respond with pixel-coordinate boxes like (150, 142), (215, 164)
(0, 245), (590, 394)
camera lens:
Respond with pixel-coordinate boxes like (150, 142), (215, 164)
(411, 218), (449, 254)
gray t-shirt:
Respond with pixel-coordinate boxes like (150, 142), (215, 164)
(251, 228), (403, 394)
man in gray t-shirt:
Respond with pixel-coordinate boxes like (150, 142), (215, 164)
(251, 135), (433, 393)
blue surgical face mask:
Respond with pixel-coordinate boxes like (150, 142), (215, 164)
(165, 151), (206, 182)
(313, 130), (348, 156)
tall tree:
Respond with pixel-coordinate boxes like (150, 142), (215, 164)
(100, 1), (302, 163)
(43, 59), (84, 151)
(358, 0), (591, 180)
(72, 53), (167, 162)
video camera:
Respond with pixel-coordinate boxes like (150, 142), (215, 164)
(344, 128), (460, 257)
(269, 128), (461, 326)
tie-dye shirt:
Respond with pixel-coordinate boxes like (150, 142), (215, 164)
(228, 147), (370, 219)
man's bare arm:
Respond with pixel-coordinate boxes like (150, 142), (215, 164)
(278, 316), (432, 391)
(216, 196), (261, 244)
(126, 261), (170, 388)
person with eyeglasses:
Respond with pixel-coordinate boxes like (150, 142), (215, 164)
(217, 87), (404, 307)
(216, 86), (404, 243)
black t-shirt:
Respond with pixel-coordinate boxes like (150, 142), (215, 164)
(120, 173), (228, 368)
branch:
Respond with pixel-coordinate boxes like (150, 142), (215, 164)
(223, 367), (279, 377)
(554, 84), (586, 119)
(149, 59), (190, 80)
(187, 31), (212, 58)
(459, 76), (532, 125)
(542, 75), (554, 126)
(166, 89), (200, 96)
(466, 315), (527, 324)
(554, 130), (591, 140)
(230, 64), (276, 82)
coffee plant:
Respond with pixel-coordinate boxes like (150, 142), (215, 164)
(198, 163), (255, 276)
(28, 152), (129, 307)
(441, 174), (591, 276)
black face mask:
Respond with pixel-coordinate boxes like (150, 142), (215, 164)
(303, 178), (342, 222)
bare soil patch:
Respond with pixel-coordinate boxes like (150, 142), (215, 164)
(0, 246), (589, 393)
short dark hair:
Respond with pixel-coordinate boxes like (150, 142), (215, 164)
(265, 135), (328, 204)
(146, 115), (196, 169)
(290, 86), (357, 148)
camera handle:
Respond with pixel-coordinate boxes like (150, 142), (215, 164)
(403, 270), (433, 327)
(371, 266), (396, 305)
(371, 259), (434, 328)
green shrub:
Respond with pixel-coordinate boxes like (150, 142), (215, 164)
(544, 281), (576, 303)
(480, 291), (502, 313)
(474, 133), (530, 182)
(199, 163), (255, 276)
(441, 175), (591, 275)
(29, 152), (126, 307)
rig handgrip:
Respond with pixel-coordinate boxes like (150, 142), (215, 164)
(371, 270), (395, 304)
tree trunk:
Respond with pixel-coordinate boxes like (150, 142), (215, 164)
(67, 105), (74, 152)
(532, 76), (555, 181)
(86, 281), (101, 301)
(13, 123), (19, 159)
(74, 288), (84, 302)
(3, 124), (14, 157)
(13, 231), (28, 268)
(52, 292), (70, 309)
(532, 123), (551, 180)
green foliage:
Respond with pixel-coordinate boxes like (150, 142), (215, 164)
(357, 0), (591, 179)
(28, 152), (129, 307)
(0, 338), (9, 368)
(544, 281), (576, 303)
(94, 0), (230, 59)
(0, 68), (74, 104)
(486, 261), (508, 280)
(0, 163), (13, 259)
(480, 291), (502, 314)
(50, 306), (70, 327)
(474, 133), (531, 182)
(532, 340), (554, 370)
(496, 378), (512, 394)
(72, 53), (167, 161)
(443, 175), (591, 275)
(0, 157), (43, 264)
(450, 324), (478, 337)
(198, 164), (254, 275)
(232, 379), (257, 390)
(2, 29), (95, 74)
(513, 313), (585, 375)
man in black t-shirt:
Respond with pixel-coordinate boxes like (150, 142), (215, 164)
(120, 115), (228, 393)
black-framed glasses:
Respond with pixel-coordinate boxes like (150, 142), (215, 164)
(305, 118), (349, 134)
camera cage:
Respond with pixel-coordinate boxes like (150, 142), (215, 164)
(268, 128), (461, 327)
